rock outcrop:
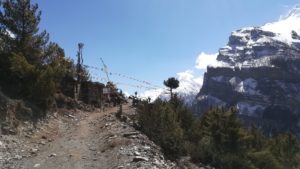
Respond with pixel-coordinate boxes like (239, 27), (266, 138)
(195, 7), (300, 136)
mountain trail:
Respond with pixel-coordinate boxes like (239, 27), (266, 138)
(1, 104), (179, 169)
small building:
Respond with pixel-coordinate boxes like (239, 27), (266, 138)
(103, 87), (112, 103)
(60, 76), (105, 108)
(102, 82), (122, 106)
(80, 81), (105, 107)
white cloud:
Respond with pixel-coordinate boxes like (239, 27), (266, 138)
(177, 70), (194, 81)
(194, 76), (204, 85)
(195, 52), (219, 69)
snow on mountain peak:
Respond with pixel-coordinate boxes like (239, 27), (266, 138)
(262, 5), (300, 44)
(175, 70), (202, 95)
(285, 5), (300, 19)
(217, 5), (300, 67)
(141, 70), (202, 103)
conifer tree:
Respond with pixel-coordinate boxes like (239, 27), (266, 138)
(0, 0), (68, 109)
(0, 0), (49, 65)
(164, 77), (179, 98)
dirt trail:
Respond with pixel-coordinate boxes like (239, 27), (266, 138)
(18, 106), (116, 169)
(11, 104), (178, 169)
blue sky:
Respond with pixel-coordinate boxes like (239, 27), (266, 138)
(35, 0), (299, 95)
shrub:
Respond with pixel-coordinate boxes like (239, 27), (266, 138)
(249, 151), (282, 169)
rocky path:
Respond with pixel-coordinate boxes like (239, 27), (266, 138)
(1, 104), (180, 169)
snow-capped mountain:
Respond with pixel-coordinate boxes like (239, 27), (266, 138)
(217, 6), (300, 68)
(195, 6), (300, 136)
(142, 70), (202, 104)
(173, 70), (202, 104)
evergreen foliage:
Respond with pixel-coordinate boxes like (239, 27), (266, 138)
(137, 97), (300, 169)
(163, 77), (179, 98)
(137, 96), (192, 158)
(0, 0), (89, 111)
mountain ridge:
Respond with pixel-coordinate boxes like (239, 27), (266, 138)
(195, 6), (300, 136)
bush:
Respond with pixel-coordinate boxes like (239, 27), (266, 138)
(137, 98), (188, 158)
(269, 133), (300, 168)
(249, 151), (282, 169)
(190, 137), (214, 164)
(215, 154), (255, 169)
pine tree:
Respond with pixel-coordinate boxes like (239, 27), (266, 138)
(164, 77), (179, 98)
(0, 0), (49, 65)
(0, 0), (68, 109)
(0, 0), (48, 92)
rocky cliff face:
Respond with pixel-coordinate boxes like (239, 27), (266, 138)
(195, 7), (300, 136)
